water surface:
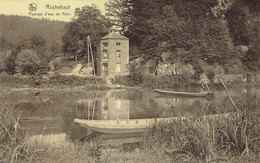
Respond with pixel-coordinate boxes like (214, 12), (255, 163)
(1, 86), (258, 146)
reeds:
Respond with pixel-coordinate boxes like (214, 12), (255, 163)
(144, 108), (260, 162)
(0, 102), (29, 163)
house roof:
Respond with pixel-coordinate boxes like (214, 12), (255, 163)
(101, 31), (128, 40)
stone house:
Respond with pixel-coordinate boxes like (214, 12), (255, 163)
(96, 31), (129, 77)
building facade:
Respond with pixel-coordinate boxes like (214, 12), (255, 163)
(97, 31), (129, 77)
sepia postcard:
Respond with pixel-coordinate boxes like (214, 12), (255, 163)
(0, 0), (259, 162)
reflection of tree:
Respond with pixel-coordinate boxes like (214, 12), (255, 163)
(155, 97), (213, 117)
(129, 99), (159, 119)
(75, 100), (101, 120)
(110, 89), (143, 100)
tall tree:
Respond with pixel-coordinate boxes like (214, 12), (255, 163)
(226, 0), (260, 71)
(105, 0), (133, 32)
(106, 0), (239, 71)
(62, 5), (112, 60)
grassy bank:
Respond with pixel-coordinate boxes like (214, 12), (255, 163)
(112, 74), (260, 90)
(1, 72), (259, 91)
(143, 106), (260, 162)
(0, 72), (106, 89)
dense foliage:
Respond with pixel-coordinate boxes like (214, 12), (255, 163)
(0, 15), (66, 74)
(226, 0), (260, 72)
(0, 1), (259, 77)
(105, 0), (259, 76)
(0, 15), (65, 54)
(15, 49), (48, 75)
(62, 5), (112, 60)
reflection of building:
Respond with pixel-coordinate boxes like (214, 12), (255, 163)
(98, 96), (130, 120)
(76, 92), (130, 120)
(107, 98), (129, 120)
(97, 31), (129, 77)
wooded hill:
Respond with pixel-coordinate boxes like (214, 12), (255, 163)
(0, 0), (259, 78)
(0, 15), (66, 53)
(0, 15), (66, 74)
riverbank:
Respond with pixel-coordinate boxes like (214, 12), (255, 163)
(112, 74), (260, 89)
(1, 100), (259, 162)
(1, 73), (259, 91)
(0, 73), (140, 91)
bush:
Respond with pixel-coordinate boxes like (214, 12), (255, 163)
(0, 71), (9, 77)
(0, 74), (35, 87)
(2, 50), (16, 74)
(15, 49), (48, 75)
(0, 51), (7, 73)
(48, 74), (106, 86)
(113, 74), (198, 89)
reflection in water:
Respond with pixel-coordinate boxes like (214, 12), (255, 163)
(0, 87), (259, 146)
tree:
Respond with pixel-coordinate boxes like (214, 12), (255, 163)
(225, 0), (259, 72)
(62, 5), (112, 61)
(15, 49), (48, 75)
(106, 0), (240, 76)
(0, 51), (9, 72)
(0, 37), (13, 50)
(105, 0), (133, 32)
(3, 49), (19, 74)
(30, 33), (46, 55)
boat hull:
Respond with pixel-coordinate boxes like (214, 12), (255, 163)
(74, 113), (235, 134)
(74, 117), (184, 134)
(153, 89), (213, 97)
(77, 123), (151, 134)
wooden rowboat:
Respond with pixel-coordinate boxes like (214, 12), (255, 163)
(74, 117), (185, 134)
(153, 89), (214, 98)
(74, 113), (234, 134)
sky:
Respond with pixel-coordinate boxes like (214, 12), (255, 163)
(0, 0), (108, 22)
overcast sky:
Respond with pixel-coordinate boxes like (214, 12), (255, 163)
(0, 0), (108, 22)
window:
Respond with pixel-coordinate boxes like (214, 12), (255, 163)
(116, 100), (121, 109)
(116, 50), (121, 57)
(102, 100), (108, 109)
(116, 63), (121, 73)
(103, 50), (108, 58)
(103, 42), (108, 46)
(116, 43), (121, 46)
(102, 63), (108, 75)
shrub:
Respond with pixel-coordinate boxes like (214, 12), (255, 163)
(2, 50), (16, 74)
(0, 74), (35, 87)
(113, 74), (198, 89)
(15, 49), (48, 75)
(0, 71), (9, 76)
(48, 74), (106, 86)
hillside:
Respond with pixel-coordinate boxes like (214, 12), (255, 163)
(0, 15), (66, 52)
(0, 15), (67, 74)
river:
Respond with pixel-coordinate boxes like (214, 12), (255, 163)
(0, 86), (259, 147)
